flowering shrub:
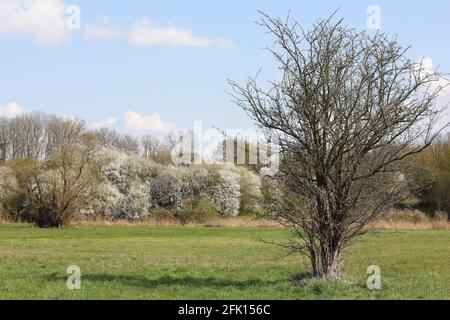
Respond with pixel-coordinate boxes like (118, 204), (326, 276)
(91, 149), (155, 219)
(79, 181), (122, 217)
(96, 149), (158, 191)
(149, 167), (181, 208)
(210, 167), (241, 216)
(0, 147), (264, 221)
(0, 166), (18, 199)
(150, 166), (210, 210)
(0, 166), (20, 217)
(236, 167), (263, 214)
(116, 181), (152, 219)
(180, 167), (209, 200)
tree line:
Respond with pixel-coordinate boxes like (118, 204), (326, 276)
(0, 112), (173, 164)
(0, 113), (263, 228)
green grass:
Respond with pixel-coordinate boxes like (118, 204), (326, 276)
(0, 224), (448, 299)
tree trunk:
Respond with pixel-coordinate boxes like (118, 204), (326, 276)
(309, 242), (342, 279)
(321, 248), (341, 279)
(34, 210), (64, 228)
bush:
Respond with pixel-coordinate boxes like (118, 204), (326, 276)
(1, 159), (47, 223)
(236, 167), (263, 215)
(2, 127), (100, 228)
(116, 182), (152, 219)
(150, 166), (210, 210)
(151, 207), (175, 221)
(0, 165), (23, 220)
(150, 167), (184, 208)
(93, 149), (155, 219)
(79, 181), (123, 218)
(210, 168), (241, 216)
(175, 197), (218, 224)
(1, 142), (265, 223)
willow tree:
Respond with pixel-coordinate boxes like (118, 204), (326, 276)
(230, 13), (447, 279)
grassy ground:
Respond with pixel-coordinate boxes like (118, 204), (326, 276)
(0, 223), (448, 299)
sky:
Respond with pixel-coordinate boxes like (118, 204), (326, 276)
(0, 0), (449, 136)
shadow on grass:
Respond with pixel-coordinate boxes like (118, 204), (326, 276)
(44, 273), (281, 289)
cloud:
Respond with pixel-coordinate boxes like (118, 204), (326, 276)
(417, 57), (450, 106)
(0, 0), (72, 46)
(417, 57), (450, 129)
(419, 57), (450, 90)
(0, 102), (25, 118)
(124, 111), (174, 133)
(90, 116), (119, 129)
(128, 18), (233, 49)
(84, 16), (120, 41)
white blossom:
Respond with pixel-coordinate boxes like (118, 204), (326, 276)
(0, 166), (18, 198)
(210, 167), (241, 216)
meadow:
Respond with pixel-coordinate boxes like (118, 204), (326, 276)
(0, 223), (449, 299)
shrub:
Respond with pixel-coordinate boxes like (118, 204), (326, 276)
(150, 166), (209, 210)
(116, 181), (152, 219)
(96, 149), (158, 191)
(180, 167), (209, 200)
(151, 207), (175, 221)
(150, 167), (182, 208)
(3, 127), (100, 227)
(236, 167), (263, 215)
(175, 197), (218, 224)
(0, 165), (22, 220)
(93, 149), (156, 219)
(210, 167), (241, 216)
(80, 181), (122, 218)
(16, 163), (99, 227)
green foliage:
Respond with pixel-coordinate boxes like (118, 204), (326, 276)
(175, 197), (218, 224)
(0, 159), (35, 221)
(413, 135), (450, 218)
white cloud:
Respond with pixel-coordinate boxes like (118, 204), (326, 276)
(128, 18), (233, 49)
(84, 16), (120, 41)
(90, 116), (119, 129)
(419, 57), (450, 90)
(0, 0), (72, 46)
(417, 57), (450, 129)
(124, 111), (174, 133)
(417, 57), (450, 107)
(0, 102), (25, 118)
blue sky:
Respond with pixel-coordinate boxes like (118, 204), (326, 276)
(0, 0), (449, 135)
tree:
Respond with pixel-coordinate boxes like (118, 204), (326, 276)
(15, 118), (100, 227)
(141, 134), (172, 164)
(92, 127), (140, 155)
(229, 13), (447, 279)
(0, 112), (48, 163)
(413, 134), (450, 216)
(215, 137), (264, 173)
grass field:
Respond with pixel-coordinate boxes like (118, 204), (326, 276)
(0, 223), (449, 299)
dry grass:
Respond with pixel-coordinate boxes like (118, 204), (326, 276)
(374, 219), (449, 230)
(3, 209), (448, 229)
(373, 209), (449, 230)
(0, 212), (10, 224)
(74, 214), (448, 229)
(72, 216), (280, 228)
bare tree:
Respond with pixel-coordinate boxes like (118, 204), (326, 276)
(16, 118), (99, 227)
(141, 134), (163, 158)
(229, 13), (448, 279)
(0, 118), (8, 164)
(0, 113), (49, 162)
(92, 127), (140, 154)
